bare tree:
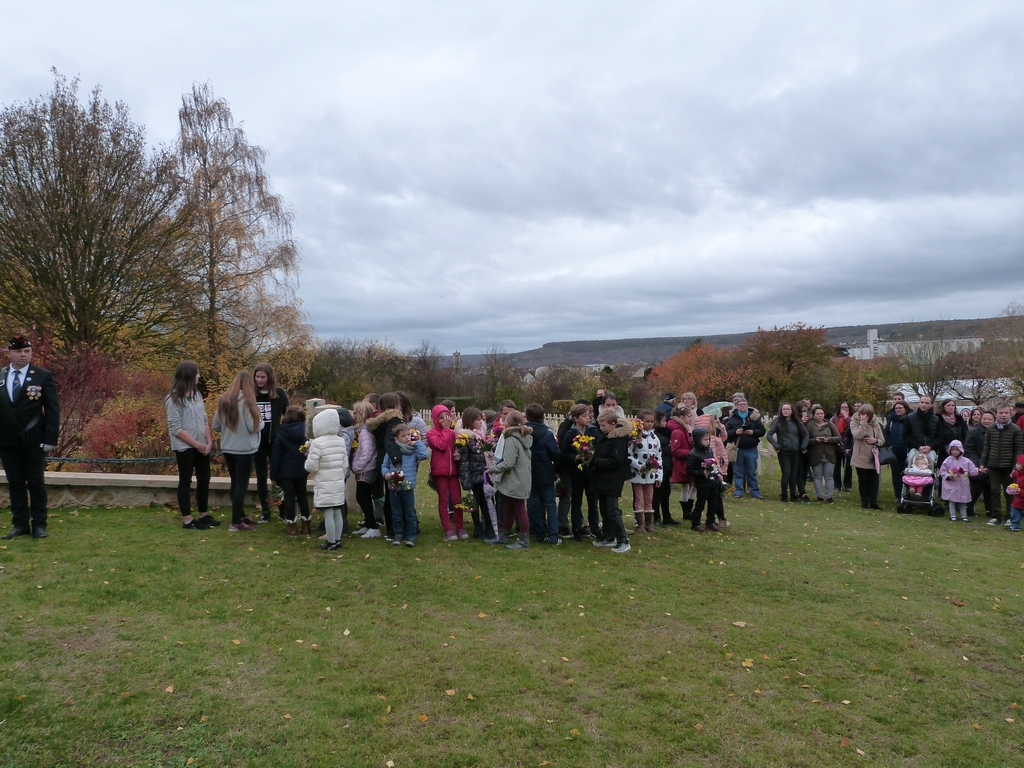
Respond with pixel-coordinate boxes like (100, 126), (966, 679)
(405, 341), (452, 405)
(985, 302), (1024, 397)
(176, 82), (303, 387)
(0, 72), (186, 355)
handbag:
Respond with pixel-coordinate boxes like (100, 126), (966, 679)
(876, 446), (897, 466)
(726, 441), (739, 464)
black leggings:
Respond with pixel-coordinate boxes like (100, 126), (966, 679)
(856, 467), (880, 507)
(356, 480), (376, 528)
(224, 453), (255, 523)
(253, 439), (271, 512)
(652, 481), (672, 522)
(778, 451), (800, 500)
(175, 448), (210, 517)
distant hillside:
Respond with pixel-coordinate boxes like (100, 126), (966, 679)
(459, 317), (995, 368)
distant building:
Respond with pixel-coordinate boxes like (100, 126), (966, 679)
(843, 328), (981, 361)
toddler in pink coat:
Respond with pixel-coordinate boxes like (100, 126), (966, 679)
(939, 440), (978, 522)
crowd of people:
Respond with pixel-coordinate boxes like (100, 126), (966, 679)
(3, 337), (1023, 545)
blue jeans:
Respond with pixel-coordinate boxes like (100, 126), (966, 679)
(733, 446), (761, 498)
(391, 488), (419, 542)
(528, 482), (559, 541)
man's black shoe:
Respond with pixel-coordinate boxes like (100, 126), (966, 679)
(32, 526), (47, 539)
(1, 526), (30, 540)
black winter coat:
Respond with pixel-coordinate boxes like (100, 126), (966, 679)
(686, 443), (718, 489)
(904, 408), (940, 451)
(725, 410), (766, 450)
(653, 425), (674, 480)
(458, 438), (487, 490)
(590, 424), (632, 496)
(270, 422), (310, 480)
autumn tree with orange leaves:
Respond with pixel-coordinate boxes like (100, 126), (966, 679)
(649, 341), (744, 404)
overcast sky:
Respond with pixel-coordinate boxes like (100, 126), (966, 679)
(3, 2), (1022, 354)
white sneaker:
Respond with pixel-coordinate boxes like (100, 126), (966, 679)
(362, 528), (381, 538)
(593, 539), (616, 547)
(611, 542), (631, 554)
(1005, 518), (1013, 527)
(352, 526), (369, 536)
(987, 518), (999, 526)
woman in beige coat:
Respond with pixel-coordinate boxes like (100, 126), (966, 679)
(850, 404), (885, 509)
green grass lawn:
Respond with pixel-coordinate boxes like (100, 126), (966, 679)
(1, 473), (1023, 767)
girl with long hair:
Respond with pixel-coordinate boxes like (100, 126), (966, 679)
(212, 371), (263, 531)
(165, 361), (216, 530)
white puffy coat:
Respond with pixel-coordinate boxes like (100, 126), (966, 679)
(304, 409), (349, 508)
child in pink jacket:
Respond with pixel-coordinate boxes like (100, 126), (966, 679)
(427, 405), (466, 540)
(939, 439), (978, 522)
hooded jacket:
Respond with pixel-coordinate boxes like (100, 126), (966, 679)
(427, 404), (460, 477)
(304, 409), (349, 508)
(686, 428), (718, 489)
(1011, 454), (1024, 511)
(938, 440), (978, 504)
(525, 419), (560, 487)
(591, 422), (632, 496)
(667, 418), (693, 484)
(351, 424), (378, 479)
(270, 420), (309, 481)
(382, 439), (430, 490)
(367, 407), (405, 470)
(490, 425), (533, 499)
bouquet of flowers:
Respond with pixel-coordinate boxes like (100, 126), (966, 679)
(629, 418), (643, 446)
(299, 441), (310, 454)
(267, 485), (283, 507)
(554, 475), (567, 498)
(946, 466), (966, 479)
(455, 433), (472, 449)
(641, 454), (661, 476)
(479, 433), (498, 452)
(572, 433), (595, 470)
(455, 500), (478, 516)
(409, 428), (423, 443)
(387, 469), (411, 492)
(351, 436), (359, 452)
(1007, 483), (1020, 496)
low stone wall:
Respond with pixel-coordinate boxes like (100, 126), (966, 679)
(0, 472), (314, 510)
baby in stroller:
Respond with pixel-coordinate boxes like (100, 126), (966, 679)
(902, 452), (935, 502)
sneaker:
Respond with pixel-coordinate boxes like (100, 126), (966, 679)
(192, 516), (212, 530)
(392, 538), (403, 546)
(558, 528), (572, 538)
(961, 517), (970, 522)
(593, 539), (616, 547)
(826, 498), (834, 504)
(229, 522), (254, 532)
(693, 525), (707, 533)
(545, 537), (563, 546)
(720, 519), (731, 528)
(752, 495), (764, 500)
(611, 541), (631, 554)
(241, 516), (257, 526)
(325, 541), (341, 551)
(384, 535), (394, 542)
(1009, 527), (1021, 533)
(404, 539), (416, 547)
(1005, 518), (1013, 527)
(987, 518), (1000, 526)
(352, 526), (369, 537)
(457, 529), (470, 540)
(584, 530), (598, 540)
(708, 523), (721, 532)
(950, 517), (957, 522)
(198, 514), (220, 527)
(259, 511), (271, 523)
(444, 532), (458, 541)
(182, 519), (199, 529)
(319, 541), (333, 550)
(362, 528), (381, 539)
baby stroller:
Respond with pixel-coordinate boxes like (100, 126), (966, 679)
(897, 451), (943, 516)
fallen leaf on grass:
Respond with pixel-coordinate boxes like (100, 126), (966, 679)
(200, 715), (208, 722)
(378, 695), (387, 701)
(570, 728), (580, 736)
(725, 653), (733, 659)
(63, 697), (73, 707)
(445, 689), (456, 696)
(1006, 718), (1016, 723)
(856, 748), (866, 756)
(753, 689), (761, 694)
(387, 762), (395, 768)
(732, 621), (747, 627)
(164, 685), (175, 693)
(232, 639), (241, 645)
(963, 656), (969, 662)
(561, 657), (569, 662)
(841, 737), (851, 747)
(742, 659), (754, 668)
(478, 612), (487, 618)
(466, 693), (475, 700)
(310, 644), (319, 650)
(842, 700), (851, 705)
(186, 759), (195, 766)
(386, 705), (391, 713)
(402, 604), (407, 610)
(972, 723), (981, 730)
(295, 639), (304, 644)
(902, 596), (908, 601)
(343, 629), (350, 636)
(951, 598), (965, 607)
(283, 714), (292, 720)
(418, 714), (429, 722)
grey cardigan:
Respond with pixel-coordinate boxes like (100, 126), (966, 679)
(212, 398), (262, 455)
(166, 393), (208, 452)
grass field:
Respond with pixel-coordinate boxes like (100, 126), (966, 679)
(1, 474), (1023, 767)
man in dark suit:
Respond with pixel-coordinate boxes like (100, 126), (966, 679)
(0, 335), (60, 539)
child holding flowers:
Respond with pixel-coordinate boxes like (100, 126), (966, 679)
(939, 439), (978, 522)
(560, 403), (600, 540)
(686, 427), (726, 532)
(458, 406), (499, 539)
(382, 423), (429, 546)
(1007, 454), (1024, 532)
(591, 410), (632, 554)
(628, 409), (663, 533)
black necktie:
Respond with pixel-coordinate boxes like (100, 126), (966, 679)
(11, 370), (22, 400)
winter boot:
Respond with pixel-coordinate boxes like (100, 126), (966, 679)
(680, 500), (694, 521)
(287, 522), (298, 536)
(645, 511), (655, 532)
(300, 517), (311, 535)
(634, 512), (645, 533)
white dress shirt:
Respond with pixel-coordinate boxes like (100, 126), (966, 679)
(6, 365), (28, 401)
